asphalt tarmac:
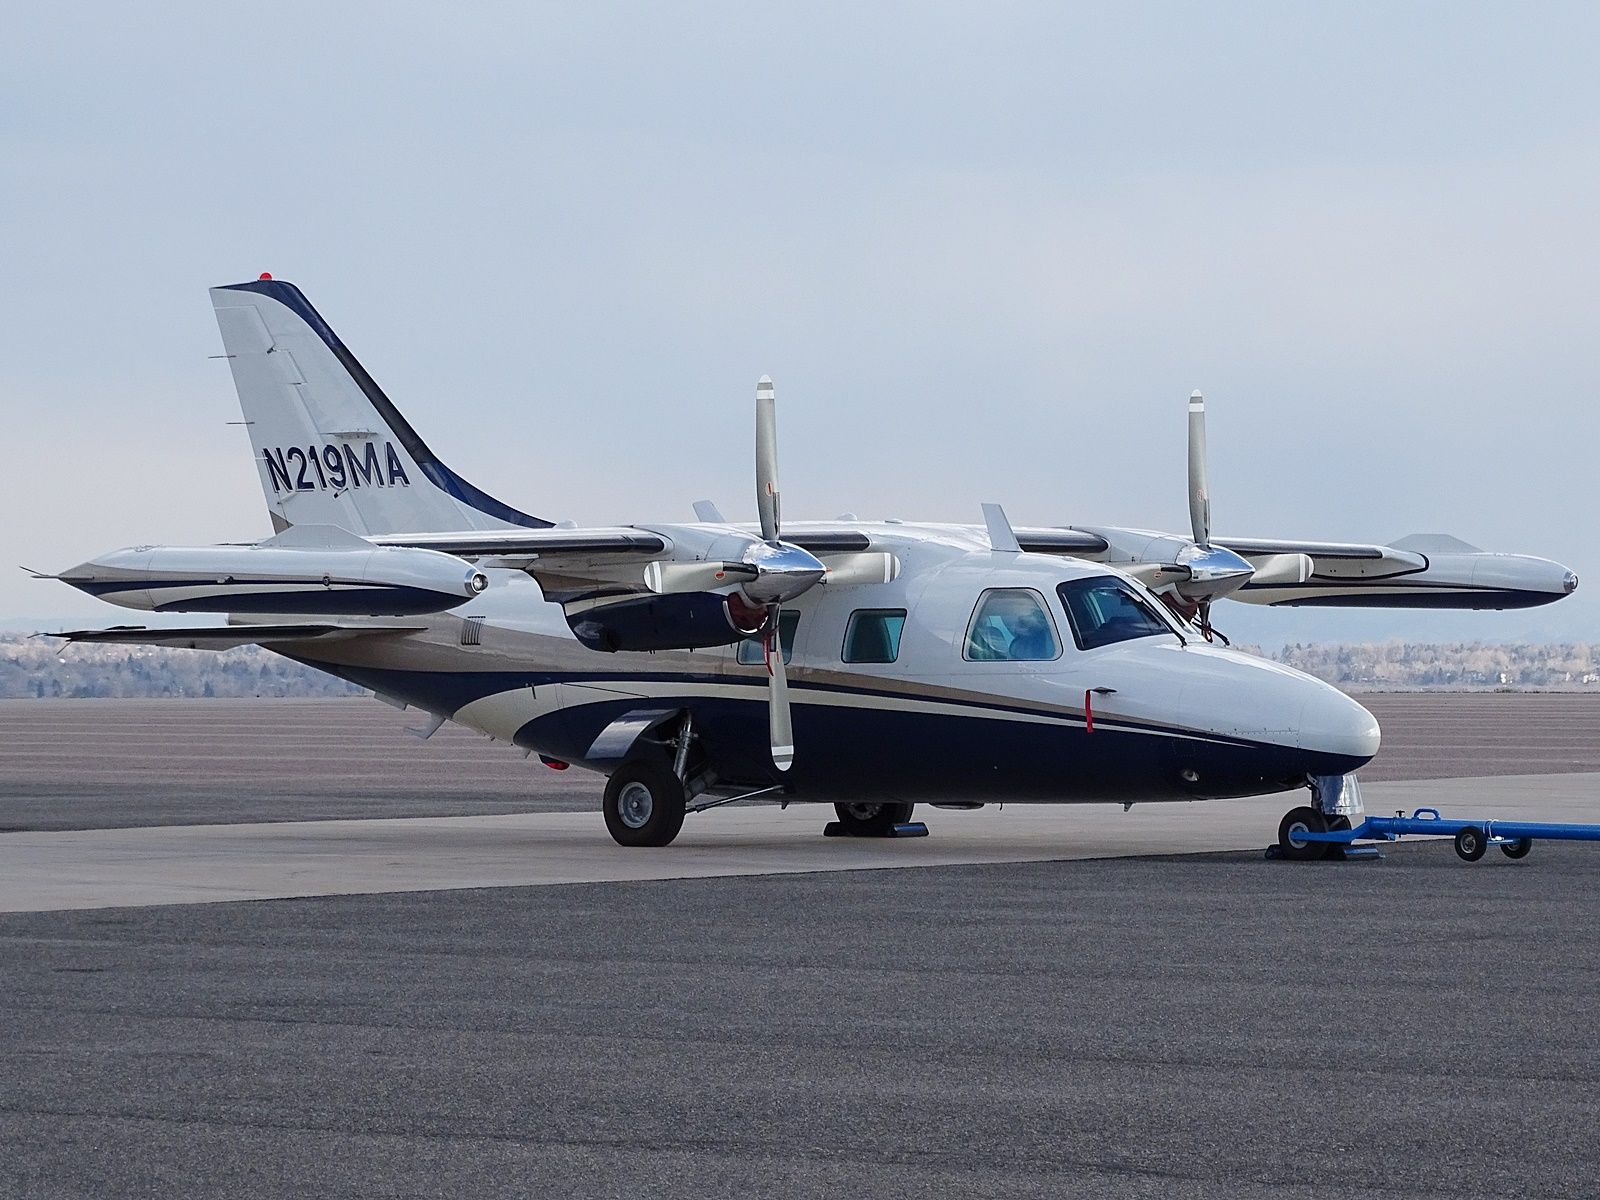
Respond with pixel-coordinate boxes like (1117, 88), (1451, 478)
(3, 843), (1597, 1199)
(6, 691), (1600, 831)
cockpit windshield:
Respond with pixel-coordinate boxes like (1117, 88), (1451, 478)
(1057, 576), (1179, 650)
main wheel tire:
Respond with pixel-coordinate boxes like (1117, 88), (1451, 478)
(1500, 837), (1533, 860)
(1277, 806), (1328, 862)
(603, 757), (687, 847)
(1454, 825), (1488, 862)
(833, 802), (915, 836)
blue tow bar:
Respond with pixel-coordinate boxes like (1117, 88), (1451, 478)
(1289, 807), (1600, 862)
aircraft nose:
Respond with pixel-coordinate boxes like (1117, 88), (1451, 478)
(1299, 685), (1381, 765)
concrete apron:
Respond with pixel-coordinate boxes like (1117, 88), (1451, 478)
(3, 772), (1599, 913)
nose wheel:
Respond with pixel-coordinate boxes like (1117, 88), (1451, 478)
(1277, 806), (1352, 861)
(1277, 806), (1326, 861)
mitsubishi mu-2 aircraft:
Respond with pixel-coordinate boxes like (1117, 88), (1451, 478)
(47, 277), (1580, 855)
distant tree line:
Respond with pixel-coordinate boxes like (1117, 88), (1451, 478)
(4, 633), (1600, 698)
(1268, 640), (1600, 690)
(0, 635), (364, 699)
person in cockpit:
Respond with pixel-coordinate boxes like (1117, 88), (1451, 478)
(968, 591), (1058, 661)
(1004, 602), (1055, 660)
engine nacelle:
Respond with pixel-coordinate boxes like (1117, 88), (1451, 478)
(60, 542), (488, 616)
(568, 592), (762, 653)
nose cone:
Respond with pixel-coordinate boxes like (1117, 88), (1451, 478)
(1156, 645), (1381, 794)
(1299, 684), (1381, 767)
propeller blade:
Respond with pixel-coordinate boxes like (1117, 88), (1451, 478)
(1188, 390), (1210, 547)
(765, 612), (794, 772)
(818, 551), (900, 587)
(643, 560), (757, 594)
(755, 376), (781, 542)
(1244, 552), (1314, 587)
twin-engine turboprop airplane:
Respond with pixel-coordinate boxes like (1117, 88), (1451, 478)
(47, 277), (1579, 853)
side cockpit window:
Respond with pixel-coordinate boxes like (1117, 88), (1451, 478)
(1057, 577), (1175, 650)
(964, 589), (1061, 662)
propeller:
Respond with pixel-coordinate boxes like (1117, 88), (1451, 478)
(750, 376), (822, 771)
(1157, 391), (1255, 640)
(650, 376), (871, 770)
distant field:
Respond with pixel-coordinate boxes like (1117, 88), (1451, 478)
(4, 693), (1600, 831)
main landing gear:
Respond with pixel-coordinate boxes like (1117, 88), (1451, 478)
(600, 711), (929, 847)
(602, 755), (687, 848)
(828, 802), (919, 837)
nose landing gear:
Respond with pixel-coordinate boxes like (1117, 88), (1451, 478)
(1274, 773), (1364, 861)
(1276, 806), (1354, 861)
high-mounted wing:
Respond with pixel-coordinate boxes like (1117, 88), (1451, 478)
(371, 528), (671, 559)
(1032, 392), (1578, 613)
(1012, 528), (1110, 555)
(373, 523), (885, 608)
(372, 526), (675, 604)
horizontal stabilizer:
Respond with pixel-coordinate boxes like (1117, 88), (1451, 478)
(51, 623), (424, 650)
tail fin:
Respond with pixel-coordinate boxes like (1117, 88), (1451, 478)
(210, 277), (551, 535)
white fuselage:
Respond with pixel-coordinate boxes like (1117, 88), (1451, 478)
(272, 523), (1380, 806)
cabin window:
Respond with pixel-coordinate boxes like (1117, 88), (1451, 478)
(842, 609), (906, 664)
(737, 609), (801, 665)
(1057, 576), (1175, 651)
(963, 589), (1061, 662)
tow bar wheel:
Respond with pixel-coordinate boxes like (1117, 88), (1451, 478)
(1500, 837), (1534, 859)
(1453, 826), (1488, 862)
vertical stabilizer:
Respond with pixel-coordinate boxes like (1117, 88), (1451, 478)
(210, 278), (550, 535)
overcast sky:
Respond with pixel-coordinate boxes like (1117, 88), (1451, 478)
(3, 2), (1596, 643)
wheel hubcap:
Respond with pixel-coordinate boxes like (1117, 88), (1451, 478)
(1287, 821), (1310, 848)
(845, 803), (882, 822)
(618, 781), (654, 829)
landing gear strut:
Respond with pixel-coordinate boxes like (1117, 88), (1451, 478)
(832, 802), (916, 837)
